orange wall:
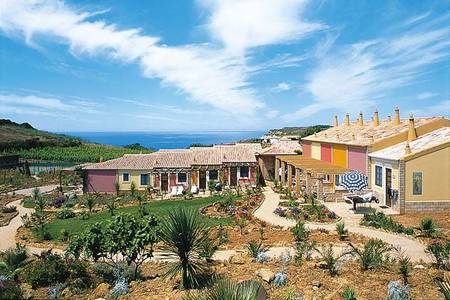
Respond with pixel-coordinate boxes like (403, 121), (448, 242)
(332, 144), (347, 168)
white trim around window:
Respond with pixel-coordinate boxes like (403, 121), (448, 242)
(238, 166), (250, 179)
(177, 172), (187, 184)
(122, 173), (130, 183)
(140, 173), (149, 186)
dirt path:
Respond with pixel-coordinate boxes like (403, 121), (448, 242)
(254, 188), (431, 263)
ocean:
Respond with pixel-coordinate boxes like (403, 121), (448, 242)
(65, 131), (266, 150)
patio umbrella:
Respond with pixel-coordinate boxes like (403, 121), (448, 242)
(340, 170), (368, 192)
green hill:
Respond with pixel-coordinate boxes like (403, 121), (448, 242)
(0, 119), (152, 162)
(266, 125), (331, 138)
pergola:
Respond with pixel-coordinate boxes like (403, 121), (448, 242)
(275, 155), (348, 200)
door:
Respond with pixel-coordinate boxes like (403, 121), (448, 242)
(199, 170), (207, 190)
(385, 168), (392, 207)
(161, 173), (169, 192)
(230, 167), (238, 186)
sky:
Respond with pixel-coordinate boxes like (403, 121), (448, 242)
(0, 0), (449, 132)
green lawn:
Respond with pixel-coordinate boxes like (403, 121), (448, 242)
(46, 196), (231, 240)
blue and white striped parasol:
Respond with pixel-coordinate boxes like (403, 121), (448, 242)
(340, 170), (368, 191)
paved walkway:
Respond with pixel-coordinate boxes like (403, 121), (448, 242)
(254, 188), (431, 263)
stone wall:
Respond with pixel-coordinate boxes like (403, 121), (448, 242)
(405, 201), (450, 213)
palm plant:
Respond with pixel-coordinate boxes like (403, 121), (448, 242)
(420, 218), (437, 237)
(183, 276), (262, 300)
(398, 255), (410, 284)
(159, 208), (209, 290)
(336, 222), (348, 241)
(316, 244), (350, 276)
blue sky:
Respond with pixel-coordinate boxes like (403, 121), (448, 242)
(0, 0), (449, 132)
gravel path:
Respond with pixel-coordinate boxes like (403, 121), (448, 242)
(254, 188), (431, 263)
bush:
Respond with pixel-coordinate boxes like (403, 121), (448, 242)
(342, 287), (357, 300)
(60, 229), (70, 242)
(425, 240), (450, 270)
(420, 218), (437, 237)
(316, 245), (349, 276)
(56, 208), (75, 219)
(1, 206), (17, 213)
(0, 277), (23, 299)
(48, 282), (67, 300)
(247, 240), (266, 258)
(291, 221), (309, 242)
(23, 251), (69, 287)
(199, 234), (217, 259)
(92, 263), (135, 284)
(361, 211), (413, 235)
(387, 281), (410, 300)
(110, 277), (128, 299)
(2, 244), (28, 271)
(349, 239), (392, 271)
(272, 272), (288, 287)
(216, 225), (229, 245)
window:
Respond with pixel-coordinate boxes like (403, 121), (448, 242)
(412, 172), (422, 195)
(240, 166), (249, 178)
(177, 172), (187, 183)
(140, 174), (149, 186)
(324, 174), (331, 183)
(209, 170), (218, 181)
(122, 173), (130, 182)
(375, 166), (382, 187)
(335, 175), (340, 186)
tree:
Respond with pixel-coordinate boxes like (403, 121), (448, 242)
(66, 213), (158, 279)
(159, 208), (209, 289)
(130, 181), (137, 197)
(208, 180), (216, 195)
(115, 182), (120, 196)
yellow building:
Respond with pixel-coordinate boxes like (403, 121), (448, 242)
(369, 126), (450, 214)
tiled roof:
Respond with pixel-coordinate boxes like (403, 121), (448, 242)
(302, 117), (445, 146)
(369, 127), (450, 160)
(84, 153), (158, 170)
(85, 143), (261, 170)
(260, 140), (302, 155)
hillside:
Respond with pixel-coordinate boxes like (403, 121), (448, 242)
(0, 119), (152, 162)
(266, 125), (331, 138)
(0, 119), (81, 151)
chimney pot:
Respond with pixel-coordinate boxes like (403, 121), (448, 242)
(333, 115), (339, 127)
(404, 141), (412, 155)
(373, 110), (380, 127)
(358, 112), (364, 127)
(408, 113), (417, 141)
(387, 115), (391, 122)
(345, 113), (350, 126)
(394, 106), (400, 126)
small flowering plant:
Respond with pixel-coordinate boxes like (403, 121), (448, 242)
(53, 196), (65, 208)
(274, 207), (286, 217)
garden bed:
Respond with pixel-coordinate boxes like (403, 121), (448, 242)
(274, 204), (339, 223)
(200, 192), (264, 219)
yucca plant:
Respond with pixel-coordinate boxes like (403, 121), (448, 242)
(398, 255), (410, 284)
(316, 244), (350, 276)
(435, 272), (450, 300)
(342, 287), (357, 300)
(247, 240), (267, 259)
(349, 238), (392, 271)
(183, 276), (263, 300)
(420, 218), (437, 237)
(336, 222), (348, 241)
(159, 208), (209, 290)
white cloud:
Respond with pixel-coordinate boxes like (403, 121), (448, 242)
(266, 110), (279, 119)
(417, 92), (437, 100)
(272, 82), (291, 92)
(284, 20), (450, 121)
(0, 0), (263, 114)
(409, 100), (450, 117)
(200, 0), (325, 55)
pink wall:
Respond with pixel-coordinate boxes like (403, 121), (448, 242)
(85, 170), (116, 193)
(302, 141), (311, 157)
(320, 143), (332, 163)
(169, 173), (177, 187)
(347, 146), (367, 175)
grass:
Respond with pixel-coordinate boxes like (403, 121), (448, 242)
(46, 196), (231, 240)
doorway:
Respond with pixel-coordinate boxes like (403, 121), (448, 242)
(199, 170), (207, 190)
(385, 168), (392, 207)
(230, 167), (238, 186)
(161, 173), (169, 192)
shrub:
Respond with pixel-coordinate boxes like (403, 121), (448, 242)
(183, 277), (262, 300)
(291, 221), (309, 242)
(110, 277), (128, 299)
(2, 244), (28, 271)
(272, 272), (288, 287)
(434, 272), (450, 299)
(0, 277), (23, 299)
(425, 240), (450, 270)
(60, 229), (70, 242)
(420, 218), (437, 237)
(336, 222), (348, 240)
(92, 263), (135, 284)
(199, 234), (217, 259)
(361, 211), (413, 235)
(236, 217), (248, 235)
(398, 255), (410, 284)
(56, 208), (75, 219)
(48, 282), (67, 300)
(295, 240), (316, 265)
(216, 225), (229, 245)
(281, 288), (304, 300)
(387, 281), (410, 300)
(1, 206), (17, 213)
(256, 252), (268, 264)
(349, 239), (392, 271)
(316, 245), (349, 276)
(247, 240), (266, 258)
(342, 287), (357, 300)
(23, 251), (70, 287)
(53, 196), (65, 208)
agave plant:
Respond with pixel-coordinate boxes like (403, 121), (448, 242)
(435, 272), (450, 299)
(159, 208), (209, 290)
(183, 276), (263, 300)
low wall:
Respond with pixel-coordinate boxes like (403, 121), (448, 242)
(404, 200), (450, 213)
